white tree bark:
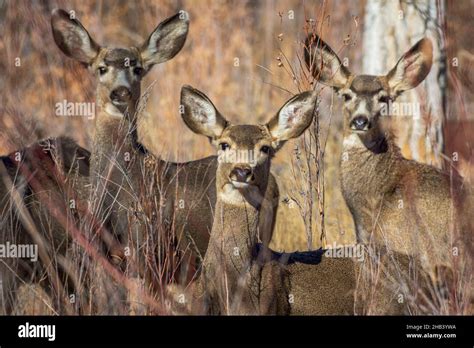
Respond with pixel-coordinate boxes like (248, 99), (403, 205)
(362, 0), (446, 167)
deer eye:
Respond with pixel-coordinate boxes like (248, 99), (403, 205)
(342, 93), (352, 102)
(133, 67), (144, 76)
(260, 145), (271, 154)
(219, 143), (230, 151)
(378, 95), (390, 104)
(98, 66), (108, 75)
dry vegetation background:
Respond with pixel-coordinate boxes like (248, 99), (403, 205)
(0, 0), (473, 253)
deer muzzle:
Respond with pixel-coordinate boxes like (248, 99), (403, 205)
(110, 86), (132, 105)
(350, 115), (371, 131)
(229, 165), (254, 187)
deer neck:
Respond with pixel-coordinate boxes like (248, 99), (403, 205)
(92, 96), (146, 174)
(204, 196), (260, 274)
(341, 123), (402, 198)
(200, 187), (262, 308)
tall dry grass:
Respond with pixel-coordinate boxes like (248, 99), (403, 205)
(1, 0), (365, 253)
(0, 0), (472, 314)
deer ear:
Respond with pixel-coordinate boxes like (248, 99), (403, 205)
(386, 38), (433, 96)
(266, 91), (317, 150)
(51, 9), (100, 65)
(304, 34), (350, 89)
(140, 12), (189, 69)
(180, 85), (228, 140)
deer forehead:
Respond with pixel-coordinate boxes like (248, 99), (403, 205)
(348, 75), (387, 96)
(220, 125), (271, 147)
(94, 47), (142, 68)
(341, 75), (390, 114)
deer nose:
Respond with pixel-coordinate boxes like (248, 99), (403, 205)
(110, 86), (131, 103)
(230, 166), (253, 183)
(350, 115), (370, 131)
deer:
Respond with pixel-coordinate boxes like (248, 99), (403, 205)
(166, 85), (412, 315)
(50, 9), (280, 308)
(0, 136), (90, 314)
(303, 34), (473, 284)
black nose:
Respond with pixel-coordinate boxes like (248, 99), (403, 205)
(110, 86), (131, 102)
(350, 115), (370, 130)
(230, 166), (253, 183)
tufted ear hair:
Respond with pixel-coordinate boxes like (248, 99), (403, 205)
(266, 91), (317, 150)
(386, 38), (433, 97)
(140, 11), (189, 70)
(180, 85), (228, 140)
(304, 34), (351, 90)
(51, 8), (100, 65)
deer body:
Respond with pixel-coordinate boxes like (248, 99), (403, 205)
(197, 188), (405, 315)
(51, 10), (279, 278)
(341, 131), (457, 259)
(175, 85), (407, 315)
(304, 35), (471, 272)
(0, 137), (90, 314)
(51, 10), (208, 284)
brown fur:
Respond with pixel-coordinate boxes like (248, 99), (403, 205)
(168, 86), (412, 315)
(0, 137), (90, 314)
(304, 34), (473, 276)
(51, 9), (280, 303)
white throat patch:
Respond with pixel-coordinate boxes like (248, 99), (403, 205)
(219, 183), (246, 205)
(105, 103), (125, 118)
(343, 133), (364, 149)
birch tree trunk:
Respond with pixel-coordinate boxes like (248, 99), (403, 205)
(362, 0), (447, 167)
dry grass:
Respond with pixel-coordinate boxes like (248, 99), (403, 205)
(0, 0), (364, 252)
(0, 0), (472, 315)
